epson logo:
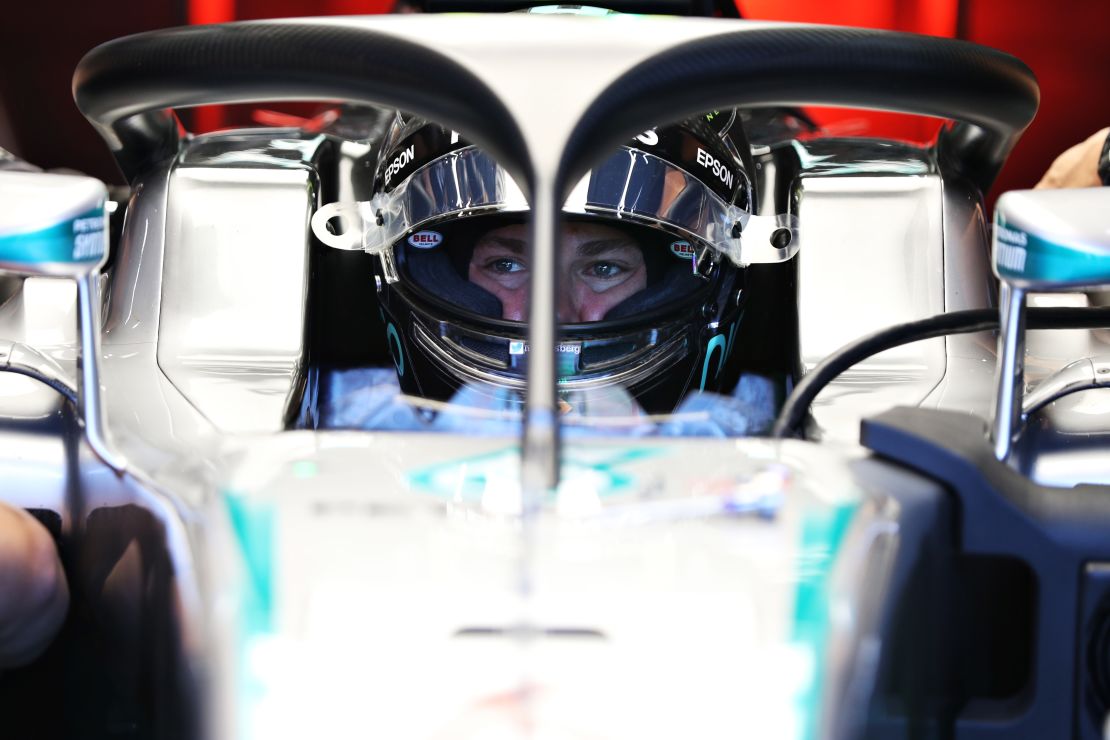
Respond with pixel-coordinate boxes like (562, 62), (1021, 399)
(997, 224), (1029, 247)
(384, 144), (416, 186)
(997, 243), (1027, 273)
(407, 230), (442, 249)
(696, 148), (734, 191)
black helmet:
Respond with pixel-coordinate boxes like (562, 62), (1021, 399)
(362, 109), (759, 414)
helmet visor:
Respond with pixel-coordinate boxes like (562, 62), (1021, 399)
(365, 144), (746, 267)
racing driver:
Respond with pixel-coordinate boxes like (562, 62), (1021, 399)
(315, 107), (792, 436)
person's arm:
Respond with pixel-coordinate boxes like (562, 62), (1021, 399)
(1034, 127), (1110, 189)
(0, 503), (68, 668)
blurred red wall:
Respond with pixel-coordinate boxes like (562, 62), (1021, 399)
(1, 0), (1107, 203)
(740, 0), (1110, 201)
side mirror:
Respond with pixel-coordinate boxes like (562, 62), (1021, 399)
(990, 186), (1110, 461)
(0, 171), (123, 471)
(0, 171), (108, 276)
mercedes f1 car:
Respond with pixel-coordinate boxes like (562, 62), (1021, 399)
(2, 7), (1110, 740)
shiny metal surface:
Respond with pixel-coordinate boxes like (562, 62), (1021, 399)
(1022, 356), (1110, 419)
(794, 141), (947, 441)
(992, 282), (1027, 460)
(0, 338), (77, 404)
(76, 272), (126, 471)
(1019, 388), (1110, 486)
(525, 179), (560, 495)
(157, 148), (319, 433)
(919, 173), (997, 417)
(178, 129), (328, 169)
(104, 164), (171, 345)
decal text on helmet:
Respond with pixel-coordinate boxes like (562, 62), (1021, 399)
(695, 147), (734, 191)
(384, 144), (416, 186)
(407, 231), (443, 249)
(670, 240), (695, 259)
(636, 130), (659, 147)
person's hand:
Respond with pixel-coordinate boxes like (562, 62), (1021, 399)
(0, 503), (68, 668)
(1034, 127), (1110, 189)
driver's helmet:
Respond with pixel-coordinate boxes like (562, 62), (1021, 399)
(367, 110), (755, 414)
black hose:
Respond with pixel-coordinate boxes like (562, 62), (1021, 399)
(772, 306), (1110, 439)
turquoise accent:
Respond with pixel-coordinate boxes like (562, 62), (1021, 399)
(556, 348), (581, 381)
(699, 333), (729, 391)
(224, 489), (277, 740)
(409, 445), (663, 502)
(0, 206), (105, 267)
(292, 460), (318, 479)
(995, 213), (1110, 286)
(224, 491), (275, 634)
(791, 503), (858, 740)
(386, 322), (405, 377)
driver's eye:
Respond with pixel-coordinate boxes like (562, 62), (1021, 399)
(589, 262), (623, 279)
(490, 258), (525, 274)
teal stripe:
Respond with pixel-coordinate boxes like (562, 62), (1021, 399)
(0, 207), (105, 266)
(408, 445), (664, 502)
(792, 502), (858, 740)
(223, 490), (276, 740)
(995, 213), (1110, 285)
(224, 491), (275, 634)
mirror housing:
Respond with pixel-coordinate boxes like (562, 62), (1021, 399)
(0, 171), (108, 277)
(991, 187), (1110, 461)
(0, 171), (123, 471)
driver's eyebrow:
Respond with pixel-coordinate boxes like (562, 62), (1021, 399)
(478, 236), (526, 253)
(576, 239), (640, 257)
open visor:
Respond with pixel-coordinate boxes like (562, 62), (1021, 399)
(349, 145), (795, 267)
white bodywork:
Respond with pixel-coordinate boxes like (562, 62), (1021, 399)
(0, 12), (1084, 740)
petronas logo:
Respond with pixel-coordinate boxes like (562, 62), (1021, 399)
(997, 243), (1027, 272)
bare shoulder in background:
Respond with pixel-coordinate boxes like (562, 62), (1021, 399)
(1035, 126), (1110, 189)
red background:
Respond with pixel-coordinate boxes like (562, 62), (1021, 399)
(1, 0), (1106, 205)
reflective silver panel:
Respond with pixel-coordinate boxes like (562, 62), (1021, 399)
(157, 163), (316, 433)
(794, 148), (946, 440)
(104, 164), (172, 345)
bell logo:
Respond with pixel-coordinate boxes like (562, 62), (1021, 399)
(407, 231), (443, 249)
(670, 240), (695, 259)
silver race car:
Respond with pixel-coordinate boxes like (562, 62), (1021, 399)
(2, 6), (1110, 739)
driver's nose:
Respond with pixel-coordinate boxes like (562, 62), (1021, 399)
(556, 288), (580, 324)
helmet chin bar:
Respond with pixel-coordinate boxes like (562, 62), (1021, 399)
(410, 313), (692, 393)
